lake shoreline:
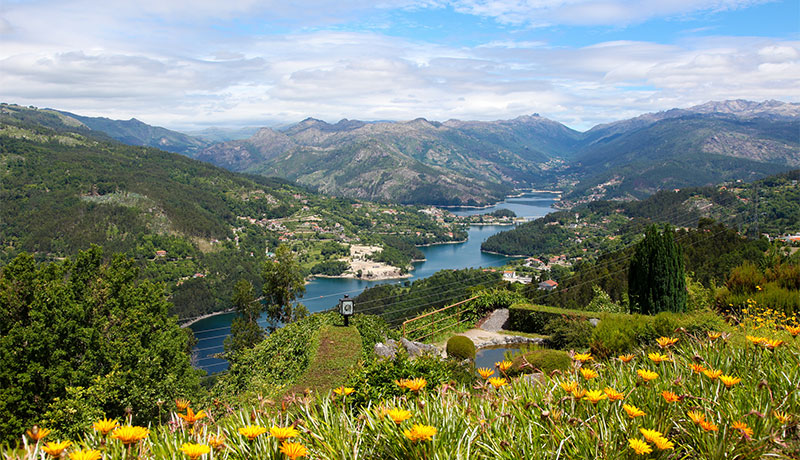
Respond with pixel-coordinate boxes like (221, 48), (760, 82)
(180, 308), (234, 328)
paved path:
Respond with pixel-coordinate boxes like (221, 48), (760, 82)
(478, 308), (509, 332)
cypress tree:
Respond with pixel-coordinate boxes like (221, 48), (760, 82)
(628, 224), (686, 314)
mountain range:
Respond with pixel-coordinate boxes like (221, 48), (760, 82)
(22, 100), (800, 206)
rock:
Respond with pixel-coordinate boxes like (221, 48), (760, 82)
(401, 337), (437, 359)
(522, 373), (546, 385)
(588, 318), (600, 327)
(374, 342), (396, 359)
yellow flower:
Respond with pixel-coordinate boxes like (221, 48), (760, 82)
(403, 424), (437, 442)
(42, 441), (72, 458)
(719, 375), (741, 388)
(111, 426), (149, 445)
(732, 421), (753, 438)
(178, 407), (208, 426)
(207, 435), (225, 450)
(656, 336), (678, 348)
(700, 420), (718, 432)
(26, 426), (51, 442)
(580, 368), (598, 379)
(661, 390), (680, 403)
(477, 367), (494, 379)
(487, 377), (508, 389)
(69, 449), (103, 460)
(238, 425), (267, 441)
(571, 388), (587, 400)
(628, 438), (652, 455)
(398, 378), (427, 392)
(583, 390), (607, 405)
(648, 352), (671, 364)
(639, 428), (664, 444)
(386, 408), (412, 425)
(270, 426), (300, 442)
(756, 285), (762, 291)
(603, 387), (624, 401)
(785, 325), (800, 337)
(333, 386), (355, 396)
(773, 411), (791, 424)
(652, 436), (675, 450)
(180, 443), (210, 460)
(495, 360), (513, 373)
(92, 418), (119, 436)
(687, 410), (706, 424)
(279, 441), (308, 460)
(623, 404), (645, 418)
(762, 339), (785, 350)
(707, 331), (722, 340)
(637, 369), (658, 382)
(559, 381), (578, 393)
(746, 335), (766, 345)
(703, 369), (722, 380)
(618, 354), (635, 363)
(175, 399), (191, 411)
(573, 352), (592, 362)
(689, 363), (706, 374)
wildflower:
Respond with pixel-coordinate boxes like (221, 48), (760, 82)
(178, 407), (208, 426)
(42, 441), (72, 458)
(762, 339), (785, 350)
(477, 367), (494, 379)
(719, 375), (741, 388)
(656, 337), (678, 348)
(785, 325), (800, 337)
(652, 436), (675, 450)
(180, 443), (210, 460)
(495, 360), (513, 373)
(732, 421), (753, 438)
(623, 404), (646, 418)
(207, 434), (225, 450)
(774, 411), (791, 424)
(571, 388), (587, 400)
(628, 438), (652, 455)
(584, 390), (607, 405)
(333, 386), (355, 396)
(603, 387), (624, 401)
(270, 426), (300, 442)
(559, 381), (578, 393)
(703, 369), (722, 380)
(573, 352), (593, 362)
(661, 390), (680, 403)
(648, 352), (671, 364)
(746, 335), (765, 345)
(580, 368), (598, 379)
(279, 441), (308, 460)
(689, 363), (706, 374)
(618, 354), (635, 363)
(398, 378), (427, 392)
(69, 449), (102, 460)
(387, 408), (412, 425)
(92, 418), (119, 436)
(175, 399), (191, 411)
(639, 428), (664, 444)
(238, 425), (267, 441)
(111, 426), (149, 445)
(26, 426), (51, 442)
(487, 377), (508, 389)
(700, 420), (719, 432)
(403, 424), (437, 442)
(756, 285), (762, 291)
(637, 369), (658, 382)
(707, 331), (722, 340)
(687, 411), (706, 424)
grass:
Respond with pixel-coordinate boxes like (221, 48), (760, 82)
(498, 330), (550, 340)
(283, 325), (362, 397)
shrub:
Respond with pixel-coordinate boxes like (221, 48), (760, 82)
(508, 304), (600, 333)
(509, 348), (570, 375)
(544, 316), (594, 351)
(446, 335), (476, 361)
(726, 261), (766, 294)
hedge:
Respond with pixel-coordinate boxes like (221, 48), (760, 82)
(508, 303), (606, 333)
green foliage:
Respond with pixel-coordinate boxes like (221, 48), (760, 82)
(543, 316), (594, 350)
(508, 304), (600, 334)
(585, 285), (626, 313)
(310, 260), (349, 276)
(509, 348), (570, 375)
(262, 245), (306, 330)
(285, 325), (362, 396)
(445, 336), (476, 361)
(628, 224), (687, 314)
(726, 261), (766, 294)
(0, 248), (201, 444)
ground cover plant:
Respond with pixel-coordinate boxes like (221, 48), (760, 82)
(4, 300), (798, 459)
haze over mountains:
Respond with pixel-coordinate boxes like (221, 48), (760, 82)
(46, 100), (800, 206)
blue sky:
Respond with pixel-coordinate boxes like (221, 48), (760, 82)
(1, 0), (798, 130)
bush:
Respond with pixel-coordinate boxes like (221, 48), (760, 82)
(508, 304), (600, 334)
(544, 316), (594, 351)
(446, 335), (476, 361)
(509, 348), (571, 375)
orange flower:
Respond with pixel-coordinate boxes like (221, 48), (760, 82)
(279, 441), (308, 459)
(652, 436), (675, 450)
(238, 425), (267, 441)
(687, 410), (706, 424)
(270, 426), (300, 442)
(637, 369), (658, 382)
(762, 339), (785, 350)
(580, 368), (598, 380)
(603, 387), (624, 401)
(623, 404), (646, 418)
(656, 337), (678, 348)
(179, 443), (210, 460)
(700, 420), (719, 432)
(689, 363), (706, 374)
(661, 390), (680, 403)
(571, 388), (587, 400)
(397, 378), (427, 392)
(618, 354), (635, 363)
(175, 399), (191, 411)
(178, 407), (208, 426)
(92, 418), (119, 436)
(703, 369), (722, 380)
(26, 426), (51, 442)
(42, 441), (72, 458)
(559, 381), (578, 393)
(487, 377), (507, 389)
(639, 428), (664, 444)
(110, 426), (149, 445)
(785, 325), (800, 337)
(719, 375), (741, 388)
(648, 352), (671, 364)
(386, 408), (412, 425)
(207, 434), (225, 450)
(707, 331), (722, 341)
(583, 390), (607, 405)
(732, 421), (753, 438)
(773, 411), (791, 424)
(495, 360), (513, 373)
(477, 368), (494, 379)
(746, 335), (766, 345)
(573, 352), (593, 362)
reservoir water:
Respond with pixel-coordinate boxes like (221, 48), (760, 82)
(190, 191), (557, 373)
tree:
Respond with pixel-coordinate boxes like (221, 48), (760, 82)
(0, 247), (201, 444)
(628, 224), (686, 314)
(262, 245), (306, 330)
(224, 279), (263, 354)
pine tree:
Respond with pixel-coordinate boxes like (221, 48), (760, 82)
(628, 224), (686, 314)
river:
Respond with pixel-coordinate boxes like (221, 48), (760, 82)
(190, 191), (557, 373)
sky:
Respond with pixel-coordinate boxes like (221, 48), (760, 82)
(1, 0), (798, 131)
